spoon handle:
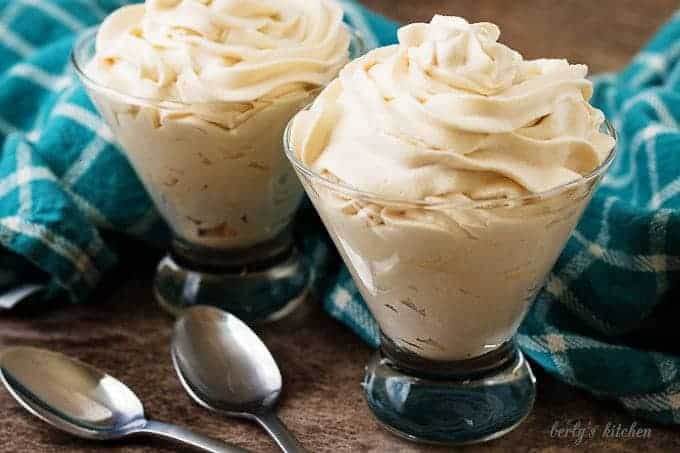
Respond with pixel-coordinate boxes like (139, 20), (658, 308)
(254, 413), (308, 453)
(137, 420), (250, 453)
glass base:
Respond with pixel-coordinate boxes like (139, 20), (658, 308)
(153, 236), (311, 324)
(362, 338), (536, 446)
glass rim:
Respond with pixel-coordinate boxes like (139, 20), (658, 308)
(283, 108), (618, 209)
(70, 24), (367, 110)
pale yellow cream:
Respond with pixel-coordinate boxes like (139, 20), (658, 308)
(293, 15), (613, 201)
(291, 16), (615, 360)
(89, 0), (350, 103)
(85, 0), (350, 249)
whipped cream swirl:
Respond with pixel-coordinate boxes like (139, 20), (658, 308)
(292, 15), (615, 201)
(88, 0), (350, 102)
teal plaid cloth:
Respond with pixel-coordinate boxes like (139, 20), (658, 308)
(1, 0), (679, 425)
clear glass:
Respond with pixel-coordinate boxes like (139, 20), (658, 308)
(72, 27), (366, 323)
(284, 112), (617, 444)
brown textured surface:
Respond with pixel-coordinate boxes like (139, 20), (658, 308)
(1, 1), (680, 452)
(2, 272), (680, 453)
(361, 0), (679, 73)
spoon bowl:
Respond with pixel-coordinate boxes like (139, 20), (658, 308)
(172, 306), (281, 416)
(0, 346), (248, 453)
(172, 306), (307, 453)
(0, 346), (145, 440)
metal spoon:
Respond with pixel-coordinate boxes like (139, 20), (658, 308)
(172, 306), (307, 453)
(0, 346), (248, 453)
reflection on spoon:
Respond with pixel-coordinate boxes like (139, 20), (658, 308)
(172, 306), (308, 453)
(0, 346), (249, 453)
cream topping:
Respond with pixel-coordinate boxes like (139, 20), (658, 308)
(292, 15), (615, 201)
(88, 0), (350, 103)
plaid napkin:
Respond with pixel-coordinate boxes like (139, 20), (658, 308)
(1, 0), (679, 426)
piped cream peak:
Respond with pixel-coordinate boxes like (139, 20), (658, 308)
(292, 15), (615, 201)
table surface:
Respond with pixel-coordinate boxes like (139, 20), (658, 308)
(2, 1), (680, 452)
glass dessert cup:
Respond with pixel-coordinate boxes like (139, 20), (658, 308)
(72, 28), (365, 323)
(285, 117), (617, 445)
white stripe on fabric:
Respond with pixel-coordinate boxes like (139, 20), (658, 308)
(651, 178), (680, 209)
(0, 3), (34, 58)
(0, 167), (55, 200)
(530, 293), (552, 325)
(667, 57), (680, 87)
(628, 67), (655, 90)
(58, 221), (109, 279)
(554, 247), (594, 284)
(8, 64), (72, 92)
(652, 353), (678, 384)
(543, 197), (619, 333)
(667, 382), (680, 422)
(631, 124), (677, 151)
(65, 188), (115, 230)
(517, 334), (549, 354)
(561, 335), (627, 351)
(0, 23), (34, 58)
(544, 274), (618, 334)
(331, 286), (353, 310)
(545, 197), (617, 334)
(52, 103), (114, 142)
(550, 350), (577, 384)
(622, 92), (679, 130)
(597, 196), (618, 243)
(554, 195), (613, 284)
(523, 333), (628, 354)
(555, 196), (614, 273)
(547, 259), (615, 333)
(645, 137), (659, 206)
(604, 125), (676, 189)
(0, 115), (19, 136)
(0, 2), (24, 30)
(627, 40), (680, 88)
(22, 82), (79, 143)
(25, 129), (41, 142)
(0, 216), (100, 286)
(634, 52), (669, 74)
(15, 141), (32, 216)
(572, 231), (680, 272)
(545, 333), (567, 353)
(17, 0), (85, 32)
(63, 136), (108, 185)
(621, 391), (677, 412)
